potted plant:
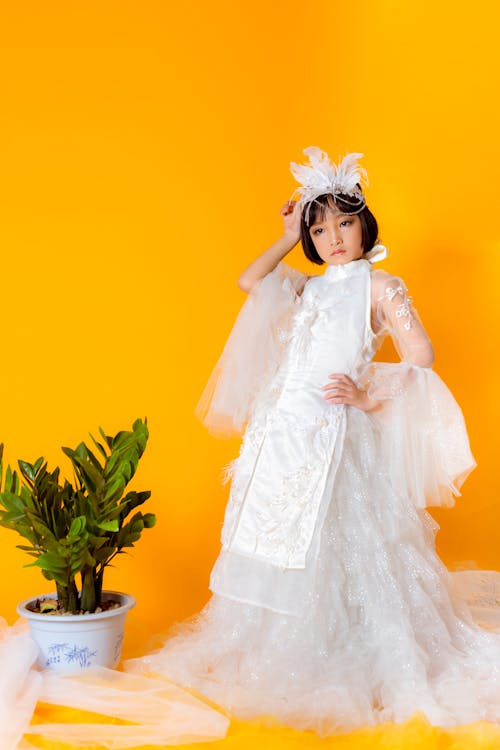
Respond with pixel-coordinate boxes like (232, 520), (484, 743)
(0, 417), (155, 674)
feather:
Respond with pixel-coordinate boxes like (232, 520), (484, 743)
(333, 152), (369, 194)
(289, 147), (368, 225)
(221, 457), (238, 486)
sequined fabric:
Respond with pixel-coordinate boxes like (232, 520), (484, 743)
(126, 258), (500, 735)
(127, 408), (500, 732)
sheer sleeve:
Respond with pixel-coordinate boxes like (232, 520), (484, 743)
(195, 262), (309, 439)
(372, 270), (434, 367)
(357, 270), (476, 510)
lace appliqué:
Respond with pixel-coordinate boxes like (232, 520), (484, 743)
(292, 292), (321, 330)
(250, 459), (323, 567)
(222, 408), (345, 567)
(379, 285), (414, 331)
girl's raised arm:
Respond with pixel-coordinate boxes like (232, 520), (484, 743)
(238, 201), (302, 293)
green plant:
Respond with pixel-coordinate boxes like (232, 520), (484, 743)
(0, 418), (155, 613)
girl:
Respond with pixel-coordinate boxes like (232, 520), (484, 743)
(127, 147), (500, 735)
(5, 148), (500, 746)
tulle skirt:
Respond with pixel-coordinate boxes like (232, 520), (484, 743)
(126, 407), (500, 736)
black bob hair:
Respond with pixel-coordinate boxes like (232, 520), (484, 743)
(299, 190), (379, 265)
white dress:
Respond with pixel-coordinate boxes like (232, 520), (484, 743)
(4, 257), (500, 746)
(125, 257), (500, 735)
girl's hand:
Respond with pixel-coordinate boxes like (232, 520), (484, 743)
(280, 200), (302, 244)
(322, 373), (380, 412)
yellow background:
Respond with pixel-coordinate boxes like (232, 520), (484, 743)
(0, 0), (499, 666)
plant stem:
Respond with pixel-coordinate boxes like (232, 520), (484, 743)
(56, 581), (79, 613)
(80, 566), (97, 612)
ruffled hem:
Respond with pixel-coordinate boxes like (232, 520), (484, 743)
(4, 570), (500, 742)
(123, 407), (500, 736)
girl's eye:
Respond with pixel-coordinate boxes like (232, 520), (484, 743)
(313, 220), (351, 235)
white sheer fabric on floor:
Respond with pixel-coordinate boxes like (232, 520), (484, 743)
(0, 618), (229, 749)
(0, 618), (40, 750)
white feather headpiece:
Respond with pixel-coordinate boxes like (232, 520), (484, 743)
(289, 147), (369, 225)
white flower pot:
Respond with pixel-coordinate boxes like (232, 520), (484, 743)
(17, 590), (136, 674)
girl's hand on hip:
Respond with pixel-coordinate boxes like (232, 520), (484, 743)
(322, 373), (378, 412)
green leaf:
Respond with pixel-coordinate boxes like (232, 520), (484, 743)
(102, 475), (126, 504)
(119, 490), (151, 516)
(97, 520), (119, 532)
(99, 426), (113, 450)
(81, 548), (96, 568)
(33, 457), (44, 475)
(131, 518), (145, 533)
(0, 491), (25, 514)
(89, 433), (108, 459)
(29, 516), (59, 545)
(4, 466), (14, 493)
(69, 516), (87, 536)
(143, 513), (156, 528)
(84, 445), (104, 472)
(93, 545), (116, 562)
(29, 552), (68, 575)
(20, 485), (36, 510)
(18, 460), (36, 484)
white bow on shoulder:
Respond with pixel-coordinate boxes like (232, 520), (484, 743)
(364, 243), (388, 263)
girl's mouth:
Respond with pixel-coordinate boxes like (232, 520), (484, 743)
(331, 249), (345, 256)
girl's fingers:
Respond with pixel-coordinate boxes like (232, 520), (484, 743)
(323, 393), (353, 401)
(281, 200), (297, 216)
(323, 374), (357, 405)
(323, 396), (351, 403)
(323, 385), (356, 404)
(328, 373), (352, 383)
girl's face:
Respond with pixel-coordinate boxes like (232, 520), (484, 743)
(309, 209), (364, 265)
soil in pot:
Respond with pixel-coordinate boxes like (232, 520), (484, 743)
(28, 597), (122, 616)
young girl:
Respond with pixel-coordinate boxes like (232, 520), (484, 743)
(126, 147), (500, 735)
(123, 148), (500, 734)
(2, 148), (500, 745)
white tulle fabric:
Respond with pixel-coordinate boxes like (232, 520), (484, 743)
(0, 621), (229, 748)
(125, 257), (500, 735)
(0, 618), (40, 750)
(195, 263), (309, 438)
(3, 255), (500, 742)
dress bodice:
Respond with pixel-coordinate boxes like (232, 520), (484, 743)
(290, 258), (377, 373)
(266, 258), (378, 423)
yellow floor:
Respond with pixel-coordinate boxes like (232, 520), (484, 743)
(26, 703), (500, 750)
